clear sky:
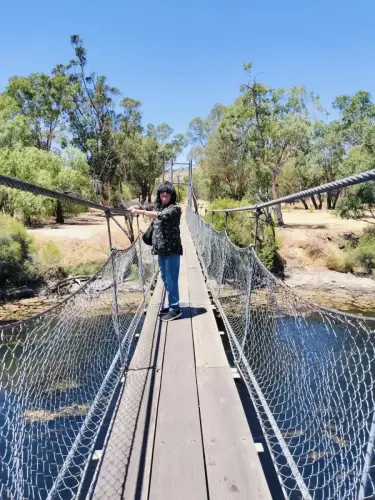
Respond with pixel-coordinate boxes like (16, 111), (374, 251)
(1, 0), (375, 161)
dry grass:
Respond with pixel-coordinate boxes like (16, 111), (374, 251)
(29, 211), (150, 277)
(33, 238), (108, 277)
(35, 238), (108, 269)
(325, 252), (353, 273)
(299, 240), (326, 260)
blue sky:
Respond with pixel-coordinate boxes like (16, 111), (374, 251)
(1, 0), (375, 161)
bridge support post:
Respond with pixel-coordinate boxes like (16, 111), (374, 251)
(105, 210), (124, 366)
(136, 216), (145, 295)
(254, 208), (261, 249)
(358, 409), (375, 499)
(162, 151), (165, 183)
(237, 251), (254, 363)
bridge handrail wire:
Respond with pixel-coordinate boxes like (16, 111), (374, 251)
(206, 168), (375, 213)
(0, 174), (130, 215)
(186, 206), (375, 500)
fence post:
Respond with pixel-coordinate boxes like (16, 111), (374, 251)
(237, 249), (254, 363)
(105, 210), (124, 366)
(136, 215), (145, 295)
(254, 208), (260, 249)
(217, 219), (227, 299)
(162, 151), (165, 183)
(358, 410), (375, 499)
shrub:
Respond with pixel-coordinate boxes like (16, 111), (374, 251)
(351, 230), (375, 274)
(0, 213), (37, 287)
(176, 184), (187, 203)
(326, 252), (353, 273)
(111, 185), (132, 207)
(206, 198), (254, 247)
(259, 225), (284, 275)
(333, 227), (375, 275)
(206, 198), (283, 273)
(69, 262), (103, 277)
(35, 241), (65, 278)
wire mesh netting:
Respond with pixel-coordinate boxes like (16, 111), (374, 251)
(187, 207), (375, 500)
(0, 237), (158, 500)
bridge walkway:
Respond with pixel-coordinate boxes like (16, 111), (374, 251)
(89, 217), (271, 499)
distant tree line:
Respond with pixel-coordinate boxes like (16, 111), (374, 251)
(0, 35), (186, 225)
(187, 62), (375, 226)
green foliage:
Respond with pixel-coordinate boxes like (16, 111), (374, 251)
(0, 213), (37, 287)
(0, 147), (92, 225)
(192, 168), (209, 200)
(259, 225), (279, 272)
(205, 198), (283, 272)
(336, 182), (375, 220)
(327, 228), (375, 275)
(176, 184), (187, 203)
(206, 198), (254, 247)
(0, 94), (33, 149)
(69, 262), (103, 276)
(193, 67), (322, 224)
(6, 70), (77, 151)
(351, 228), (375, 274)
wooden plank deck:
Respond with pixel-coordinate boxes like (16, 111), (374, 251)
(89, 217), (271, 499)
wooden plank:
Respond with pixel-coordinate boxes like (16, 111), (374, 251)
(90, 278), (166, 499)
(190, 305), (228, 369)
(186, 241), (227, 368)
(187, 266), (211, 306)
(149, 311), (208, 500)
(122, 322), (167, 499)
(197, 366), (271, 499)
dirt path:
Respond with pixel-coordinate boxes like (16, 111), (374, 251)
(29, 211), (150, 248)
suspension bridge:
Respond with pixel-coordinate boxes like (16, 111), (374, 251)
(1, 169), (375, 499)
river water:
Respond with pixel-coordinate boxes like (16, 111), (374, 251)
(0, 312), (142, 500)
(1, 305), (375, 499)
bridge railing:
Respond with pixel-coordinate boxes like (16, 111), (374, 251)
(0, 175), (158, 499)
(187, 207), (375, 500)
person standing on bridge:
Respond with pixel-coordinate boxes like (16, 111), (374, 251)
(130, 181), (182, 321)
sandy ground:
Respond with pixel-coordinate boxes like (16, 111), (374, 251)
(29, 211), (150, 249)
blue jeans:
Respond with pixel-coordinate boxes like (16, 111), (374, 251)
(158, 255), (180, 311)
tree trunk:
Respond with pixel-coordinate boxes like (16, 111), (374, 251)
(55, 200), (64, 224)
(301, 199), (308, 210)
(140, 183), (147, 203)
(310, 195), (318, 210)
(272, 167), (284, 226)
(317, 193), (323, 209)
(332, 189), (341, 209)
(327, 192), (332, 210)
(124, 215), (135, 243)
(147, 184), (152, 203)
(101, 182), (110, 206)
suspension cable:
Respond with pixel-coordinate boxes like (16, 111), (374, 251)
(207, 168), (375, 214)
(0, 174), (130, 215)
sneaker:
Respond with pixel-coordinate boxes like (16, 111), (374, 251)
(161, 310), (182, 322)
(159, 307), (169, 316)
